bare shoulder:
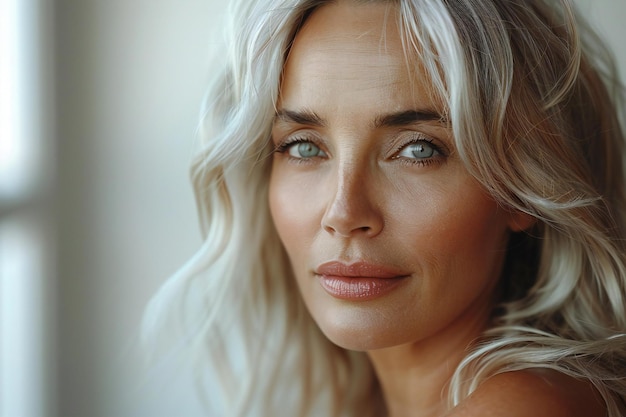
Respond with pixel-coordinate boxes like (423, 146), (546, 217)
(445, 369), (606, 417)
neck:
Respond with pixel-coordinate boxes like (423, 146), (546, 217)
(366, 303), (493, 417)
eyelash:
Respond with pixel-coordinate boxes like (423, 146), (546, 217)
(273, 137), (327, 162)
(273, 134), (447, 166)
(392, 136), (446, 167)
(274, 137), (314, 153)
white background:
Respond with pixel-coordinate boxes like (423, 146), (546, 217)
(5, 0), (625, 416)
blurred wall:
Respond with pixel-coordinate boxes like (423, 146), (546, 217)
(54, 1), (223, 416)
(52, 1), (626, 417)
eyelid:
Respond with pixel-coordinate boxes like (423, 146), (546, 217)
(273, 132), (328, 156)
(392, 132), (448, 158)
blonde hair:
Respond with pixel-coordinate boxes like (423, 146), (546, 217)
(144, 0), (626, 415)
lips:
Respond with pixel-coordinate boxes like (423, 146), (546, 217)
(314, 261), (409, 301)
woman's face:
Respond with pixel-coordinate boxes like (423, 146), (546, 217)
(269, 1), (525, 351)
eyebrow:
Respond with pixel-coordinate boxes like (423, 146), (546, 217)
(274, 109), (326, 127)
(273, 108), (447, 128)
(372, 109), (446, 128)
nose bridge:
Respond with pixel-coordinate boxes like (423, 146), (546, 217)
(322, 157), (383, 237)
(336, 159), (362, 202)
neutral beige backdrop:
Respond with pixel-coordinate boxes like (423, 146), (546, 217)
(53, 1), (626, 416)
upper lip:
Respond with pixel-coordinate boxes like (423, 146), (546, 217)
(315, 261), (409, 278)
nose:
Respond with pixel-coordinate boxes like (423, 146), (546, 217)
(321, 163), (384, 238)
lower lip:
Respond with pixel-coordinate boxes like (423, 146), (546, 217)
(317, 275), (407, 301)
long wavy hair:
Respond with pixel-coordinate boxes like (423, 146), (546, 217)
(143, 0), (626, 415)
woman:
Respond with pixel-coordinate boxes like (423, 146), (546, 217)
(144, 0), (626, 415)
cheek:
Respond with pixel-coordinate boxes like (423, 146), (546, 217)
(373, 179), (510, 326)
(428, 198), (502, 250)
(268, 171), (291, 247)
(387, 173), (507, 251)
(400, 181), (510, 281)
(268, 165), (320, 264)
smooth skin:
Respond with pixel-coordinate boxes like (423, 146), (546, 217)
(268, 1), (605, 416)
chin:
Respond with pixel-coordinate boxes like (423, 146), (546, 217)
(312, 304), (416, 351)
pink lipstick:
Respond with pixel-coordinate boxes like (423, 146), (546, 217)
(315, 261), (409, 301)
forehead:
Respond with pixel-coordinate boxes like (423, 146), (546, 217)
(279, 1), (440, 114)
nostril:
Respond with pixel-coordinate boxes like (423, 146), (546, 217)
(320, 187), (384, 238)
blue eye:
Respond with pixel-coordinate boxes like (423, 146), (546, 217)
(397, 141), (439, 160)
(286, 141), (327, 159)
